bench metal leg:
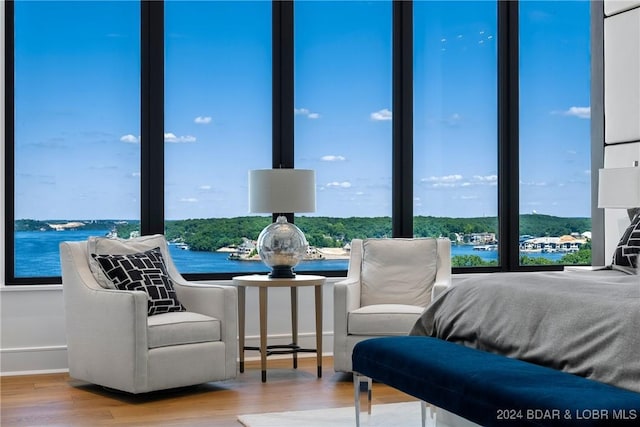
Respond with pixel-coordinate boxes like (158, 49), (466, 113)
(353, 372), (372, 427)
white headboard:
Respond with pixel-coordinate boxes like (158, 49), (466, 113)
(603, 2), (640, 263)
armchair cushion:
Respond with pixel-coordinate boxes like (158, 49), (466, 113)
(147, 311), (220, 349)
(92, 247), (185, 316)
(361, 238), (437, 307)
(348, 304), (424, 335)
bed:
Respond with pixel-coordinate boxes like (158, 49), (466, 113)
(351, 268), (640, 427)
(409, 268), (640, 394)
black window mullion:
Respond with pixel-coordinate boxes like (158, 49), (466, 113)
(272, 1), (294, 225)
(140, 0), (164, 236)
(5, 0), (16, 282)
(272, 1), (294, 171)
(497, 0), (519, 271)
(393, 0), (413, 238)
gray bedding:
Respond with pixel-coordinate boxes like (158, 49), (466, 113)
(410, 269), (640, 393)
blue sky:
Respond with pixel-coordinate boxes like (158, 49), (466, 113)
(14, 0), (591, 221)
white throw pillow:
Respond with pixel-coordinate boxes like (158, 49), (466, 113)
(360, 238), (437, 307)
(87, 234), (171, 289)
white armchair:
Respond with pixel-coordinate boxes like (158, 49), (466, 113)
(60, 234), (237, 394)
(333, 237), (451, 372)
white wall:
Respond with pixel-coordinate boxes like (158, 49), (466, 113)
(1, 275), (339, 375)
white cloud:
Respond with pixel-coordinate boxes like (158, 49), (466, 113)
(164, 133), (196, 143)
(371, 108), (392, 121)
(321, 155), (346, 162)
(326, 181), (352, 189)
(520, 180), (548, 187)
(295, 107), (320, 119)
(441, 113), (462, 126)
(421, 175), (463, 188)
(120, 134), (139, 143)
(199, 185), (212, 190)
(180, 197), (198, 203)
(194, 116), (212, 124)
(555, 106), (590, 119)
(421, 174), (498, 188)
(473, 174), (497, 183)
(422, 174), (463, 183)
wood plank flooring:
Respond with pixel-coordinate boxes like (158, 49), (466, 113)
(1, 356), (414, 426)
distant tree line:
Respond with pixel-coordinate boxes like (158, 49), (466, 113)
(117, 214), (590, 252)
(16, 214), (590, 248)
(15, 219), (123, 232)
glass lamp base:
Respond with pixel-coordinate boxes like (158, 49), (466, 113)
(257, 215), (309, 278)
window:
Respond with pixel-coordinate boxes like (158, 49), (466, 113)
(4, 1), (593, 284)
(164, 1), (272, 274)
(294, 0), (392, 273)
(10, 1), (140, 281)
(518, 0), (591, 266)
(414, 1), (499, 268)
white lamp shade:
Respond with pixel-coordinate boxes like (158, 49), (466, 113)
(598, 167), (640, 208)
(249, 169), (316, 213)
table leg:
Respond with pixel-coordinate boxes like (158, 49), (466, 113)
(238, 286), (246, 373)
(259, 287), (268, 383)
(315, 284), (323, 378)
(291, 286), (298, 369)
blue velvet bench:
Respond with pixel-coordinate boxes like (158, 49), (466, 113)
(352, 336), (640, 427)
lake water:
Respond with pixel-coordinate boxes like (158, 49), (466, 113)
(13, 229), (566, 278)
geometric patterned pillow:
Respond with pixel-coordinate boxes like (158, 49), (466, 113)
(91, 247), (186, 316)
(611, 211), (640, 275)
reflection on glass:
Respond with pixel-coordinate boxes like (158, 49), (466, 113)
(414, 1), (499, 268)
(14, 1), (140, 277)
(519, 1), (591, 266)
(294, 0), (393, 272)
(164, 1), (272, 274)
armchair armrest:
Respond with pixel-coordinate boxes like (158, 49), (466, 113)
(432, 238), (452, 300)
(334, 277), (362, 313)
(333, 277), (362, 337)
(172, 279), (238, 344)
(431, 279), (451, 300)
(60, 242), (149, 391)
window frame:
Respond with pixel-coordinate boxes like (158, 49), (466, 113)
(4, 0), (598, 285)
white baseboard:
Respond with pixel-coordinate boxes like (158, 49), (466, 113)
(0, 345), (68, 376)
(1, 333), (335, 376)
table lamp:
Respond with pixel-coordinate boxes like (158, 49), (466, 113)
(598, 161), (640, 219)
(248, 169), (316, 278)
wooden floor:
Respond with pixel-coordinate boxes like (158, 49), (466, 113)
(1, 356), (414, 426)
